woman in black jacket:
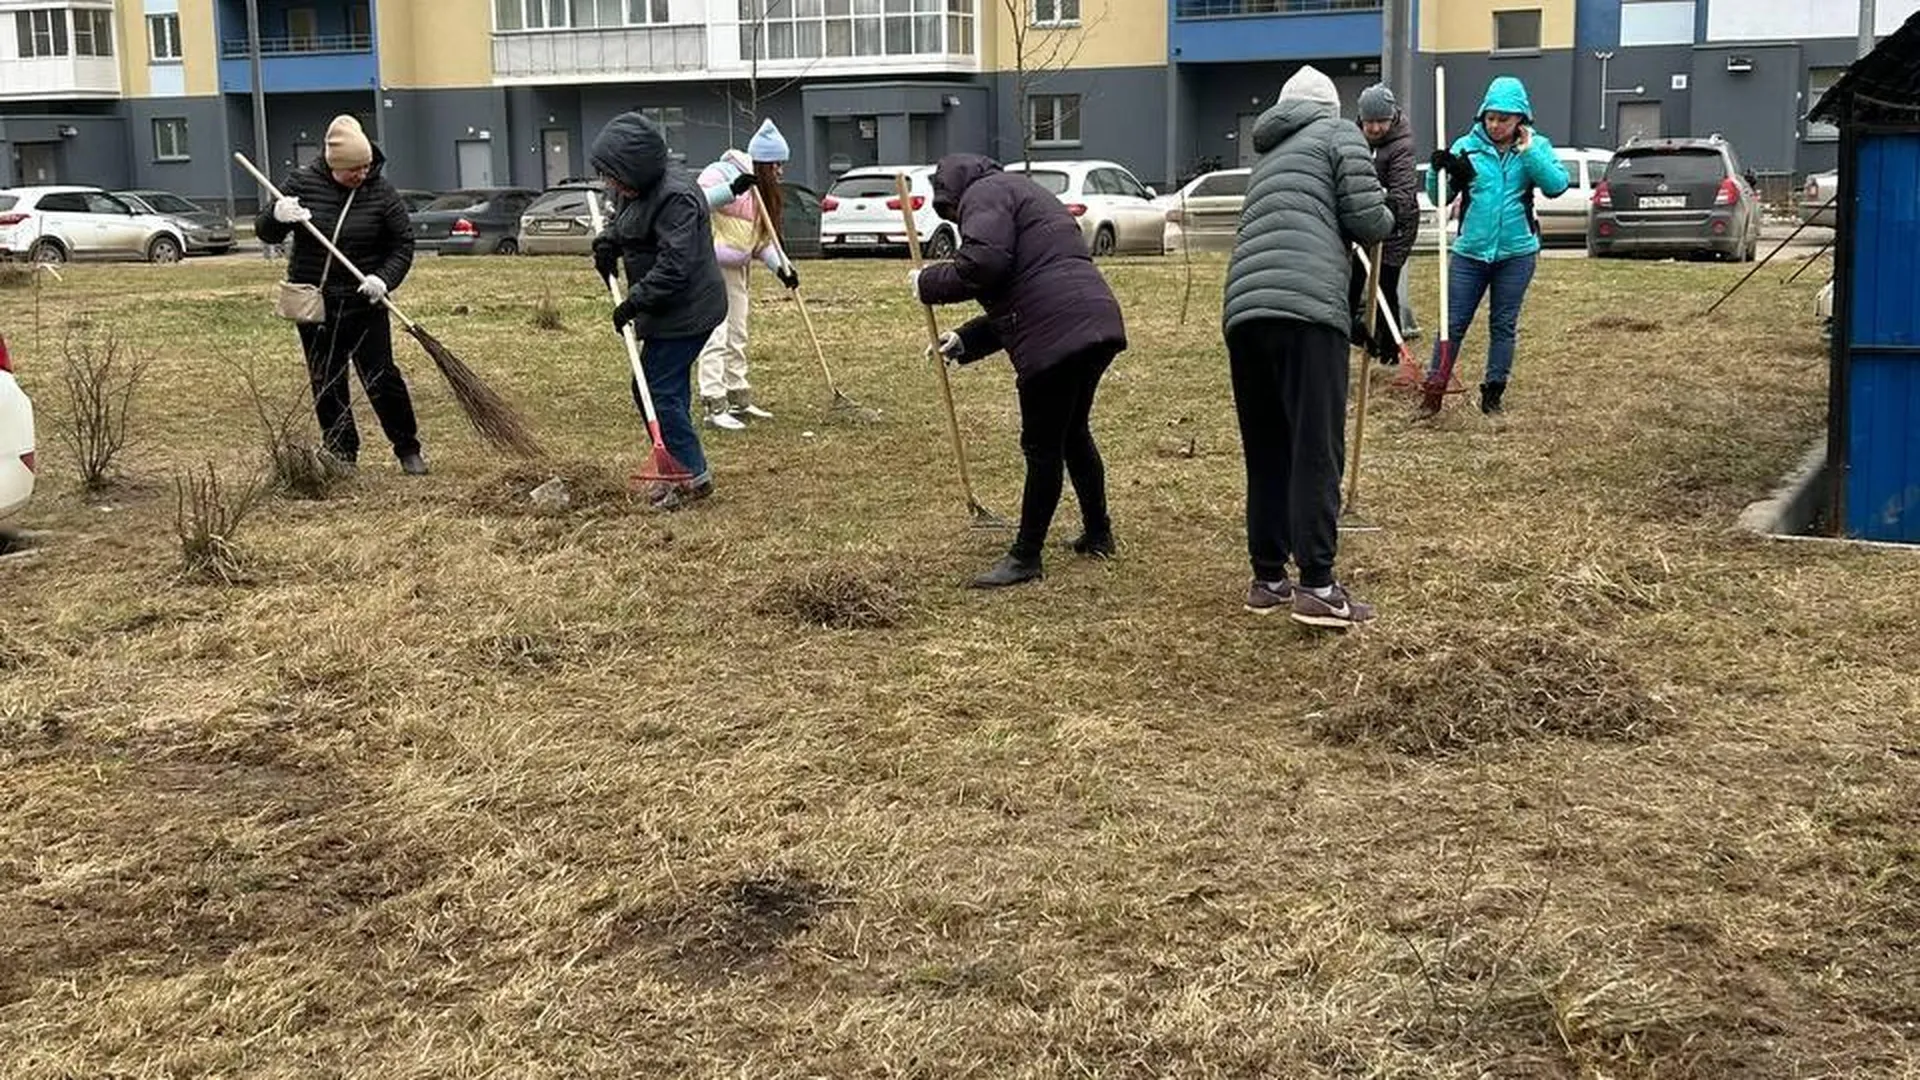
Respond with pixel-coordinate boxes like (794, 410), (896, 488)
(1349, 84), (1421, 368)
(912, 154), (1128, 588)
(255, 115), (424, 474)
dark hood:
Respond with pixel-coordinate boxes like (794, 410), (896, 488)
(591, 112), (669, 197)
(932, 153), (1002, 222)
(1251, 96), (1339, 155)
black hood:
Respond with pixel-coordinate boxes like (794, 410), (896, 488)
(931, 153), (1002, 222)
(590, 112), (669, 197)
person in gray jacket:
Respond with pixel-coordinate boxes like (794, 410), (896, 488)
(1223, 65), (1393, 630)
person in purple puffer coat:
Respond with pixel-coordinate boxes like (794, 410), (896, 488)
(912, 153), (1128, 589)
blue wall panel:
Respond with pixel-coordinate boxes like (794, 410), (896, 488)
(1170, 10), (1381, 64)
(1844, 132), (1920, 543)
(219, 53), (377, 94)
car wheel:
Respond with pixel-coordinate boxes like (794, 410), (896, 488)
(927, 226), (957, 260)
(496, 237), (519, 256)
(1092, 225), (1116, 257)
(146, 236), (183, 264)
(28, 239), (66, 265)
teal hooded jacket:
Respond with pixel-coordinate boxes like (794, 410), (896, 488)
(1427, 76), (1570, 262)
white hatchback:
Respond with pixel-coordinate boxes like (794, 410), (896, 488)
(1003, 159), (1165, 257)
(0, 186), (189, 264)
(818, 166), (957, 259)
(0, 333), (35, 523)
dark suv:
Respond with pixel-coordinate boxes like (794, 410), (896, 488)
(1588, 136), (1762, 261)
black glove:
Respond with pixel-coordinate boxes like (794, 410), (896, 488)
(592, 235), (619, 283)
(1430, 149), (1474, 194)
(729, 171), (757, 196)
(775, 263), (800, 290)
(612, 296), (644, 334)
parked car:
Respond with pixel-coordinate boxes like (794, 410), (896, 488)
(818, 166), (956, 259)
(516, 183), (610, 257)
(0, 186), (189, 264)
(1801, 170), (1839, 227)
(398, 189), (439, 214)
(1003, 159), (1164, 256)
(1537, 147), (1615, 244)
(113, 189), (234, 255)
(411, 188), (539, 255)
(1588, 136), (1763, 261)
(0, 332), (34, 524)
(1413, 164), (1460, 254)
(1156, 167), (1248, 254)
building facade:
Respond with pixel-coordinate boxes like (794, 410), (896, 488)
(0, 0), (1890, 208)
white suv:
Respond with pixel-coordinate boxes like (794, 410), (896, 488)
(1003, 160), (1165, 257)
(0, 186), (189, 264)
(819, 166), (957, 258)
(0, 332), (35, 524)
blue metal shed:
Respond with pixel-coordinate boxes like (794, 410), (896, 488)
(1813, 13), (1920, 544)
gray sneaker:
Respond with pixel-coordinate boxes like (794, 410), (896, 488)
(1244, 579), (1294, 615)
(1290, 583), (1375, 629)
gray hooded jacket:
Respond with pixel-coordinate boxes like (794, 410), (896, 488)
(589, 111), (727, 341)
(1224, 67), (1394, 337)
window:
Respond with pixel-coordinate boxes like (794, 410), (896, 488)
(738, 0), (972, 60)
(1191, 172), (1248, 198)
(35, 192), (88, 213)
(72, 8), (111, 56)
(153, 118), (190, 161)
(1022, 169), (1070, 194)
(1028, 94), (1081, 147)
(1492, 8), (1541, 52)
(640, 106), (685, 149)
(84, 192), (134, 215)
(1032, 0), (1077, 24)
(286, 8), (318, 49)
(497, 0), (669, 29)
(15, 10), (70, 58)
(148, 13), (182, 60)
(1806, 67), (1844, 141)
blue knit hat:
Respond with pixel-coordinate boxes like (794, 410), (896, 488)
(747, 119), (789, 164)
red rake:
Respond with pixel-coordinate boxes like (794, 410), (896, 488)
(585, 190), (694, 489)
(1351, 243), (1428, 392)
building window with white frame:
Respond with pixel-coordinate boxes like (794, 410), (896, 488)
(1492, 8), (1541, 53)
(1029, 93), (1081, 148)
(72, 8), (113, 57)
(15, 10), (70, 58)
(1805, 67), (1844, 141)
(153, 118), (190, 162)
(1031, 0), (1078, 26)
(738, 0), (976, 62)
(148, 12), (182, 60)
(494, 0), (670, 30)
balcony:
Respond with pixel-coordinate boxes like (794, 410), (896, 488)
(1171, 0), (1382, 63)
(218, 34), (377, 93)
(492, 26), (707, 83)
(0, 54), (119, 100)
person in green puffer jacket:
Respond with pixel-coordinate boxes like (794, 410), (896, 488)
(1424, 75), (1569, 416)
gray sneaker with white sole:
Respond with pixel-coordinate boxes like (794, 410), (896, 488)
(1290, 583), (1375, 629)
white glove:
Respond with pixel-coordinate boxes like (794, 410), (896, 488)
(357, 275), (388, 302)
(925, 329), (964, 369)
(907, 267), (922, 300)
(272, 196), (311, 224)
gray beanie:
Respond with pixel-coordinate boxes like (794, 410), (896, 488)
(1357, 84), (1397, 122)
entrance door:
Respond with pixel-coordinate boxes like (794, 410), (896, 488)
(1616, 101), (1662, 144)
(456, 140), (494, 187)
(1236, 113), (1260, 166)
(541, 128), (571, 189)
(16, 143), (58, 184)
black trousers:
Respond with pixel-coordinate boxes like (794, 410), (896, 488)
(1227, 318), (1347, 589)
(1347, 255), (1404, 364)
(1012, 345), (1116, 560)
(296, 294), (421, 461)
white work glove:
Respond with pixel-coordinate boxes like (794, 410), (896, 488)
(907, 267), (922, 300)
(272, 195), (311, 224)
(357, 275), (388, 302)
(925, 329), (964, 369)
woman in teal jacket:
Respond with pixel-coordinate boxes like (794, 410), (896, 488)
(1425, 75), (1569, 415)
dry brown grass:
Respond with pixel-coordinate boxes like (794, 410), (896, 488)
(2, 247), (1916, 1078)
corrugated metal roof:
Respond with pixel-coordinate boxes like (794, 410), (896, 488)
(1811, 10), (1920, 125)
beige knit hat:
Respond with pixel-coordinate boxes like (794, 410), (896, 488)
(324, 115), (373, 169)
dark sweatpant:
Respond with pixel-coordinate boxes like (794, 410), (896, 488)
(1227, 318), (1348, 589)
(296, 294), (421, 462)
(1012, 345), (1116, 561)
(1347, 255), (1404, 364)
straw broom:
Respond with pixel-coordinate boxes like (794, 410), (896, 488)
(235, 152), (543, 459)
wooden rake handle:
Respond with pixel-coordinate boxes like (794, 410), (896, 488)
(1346, 242), (1385, 514)
(894, 171), (979, 507)
(746, 184), (838, 391)
(233, 151), (419, 332)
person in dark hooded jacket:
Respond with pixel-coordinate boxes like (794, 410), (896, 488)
(1348, 84), (1420, 368)
(588, 111), (730, 509)
(255, 115), (424, 475)
(912, 153), (1128, 589)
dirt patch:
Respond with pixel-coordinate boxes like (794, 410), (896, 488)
(1582, 314), (1665, 334)
(1309, 627), (1674, 756)
(601, 870), (840, 984)
(467, 460), (634, 517)
(755, 566), (910, 630)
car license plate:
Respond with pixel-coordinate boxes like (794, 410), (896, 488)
(845, 234), (880, 244)
(537, 220), (571, 232)
(1639, 195), (1686, 209)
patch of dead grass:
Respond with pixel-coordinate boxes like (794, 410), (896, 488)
(754, 565), (910, 629)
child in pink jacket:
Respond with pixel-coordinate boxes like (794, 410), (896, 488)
(695, 119), (800, 430)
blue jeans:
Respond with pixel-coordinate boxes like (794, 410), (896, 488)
(1430, 252), (1537, 385)
(630, 334), (709, 482)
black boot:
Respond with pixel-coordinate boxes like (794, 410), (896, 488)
(1069, 531), (1116, 559)
(969, 552), (1043, 589)
(1479, 381), (1506, 415)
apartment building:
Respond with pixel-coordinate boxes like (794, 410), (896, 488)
(0, 0), (1889, 203)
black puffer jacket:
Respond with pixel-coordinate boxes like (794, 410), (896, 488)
(255, 147), (413, 299)
(590, 112), (727, 342)
(916, 155), (1126, 384)
(1370, 112), (1420, 268)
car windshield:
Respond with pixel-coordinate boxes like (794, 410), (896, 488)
(527, 190), (594, 215)
(1606, 150), (1726, 185)
(136, 192), (200, 214)
(1023, 171), (1071, 195)
(423, 192), (489, 212)
(828, 176), (900, 199)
